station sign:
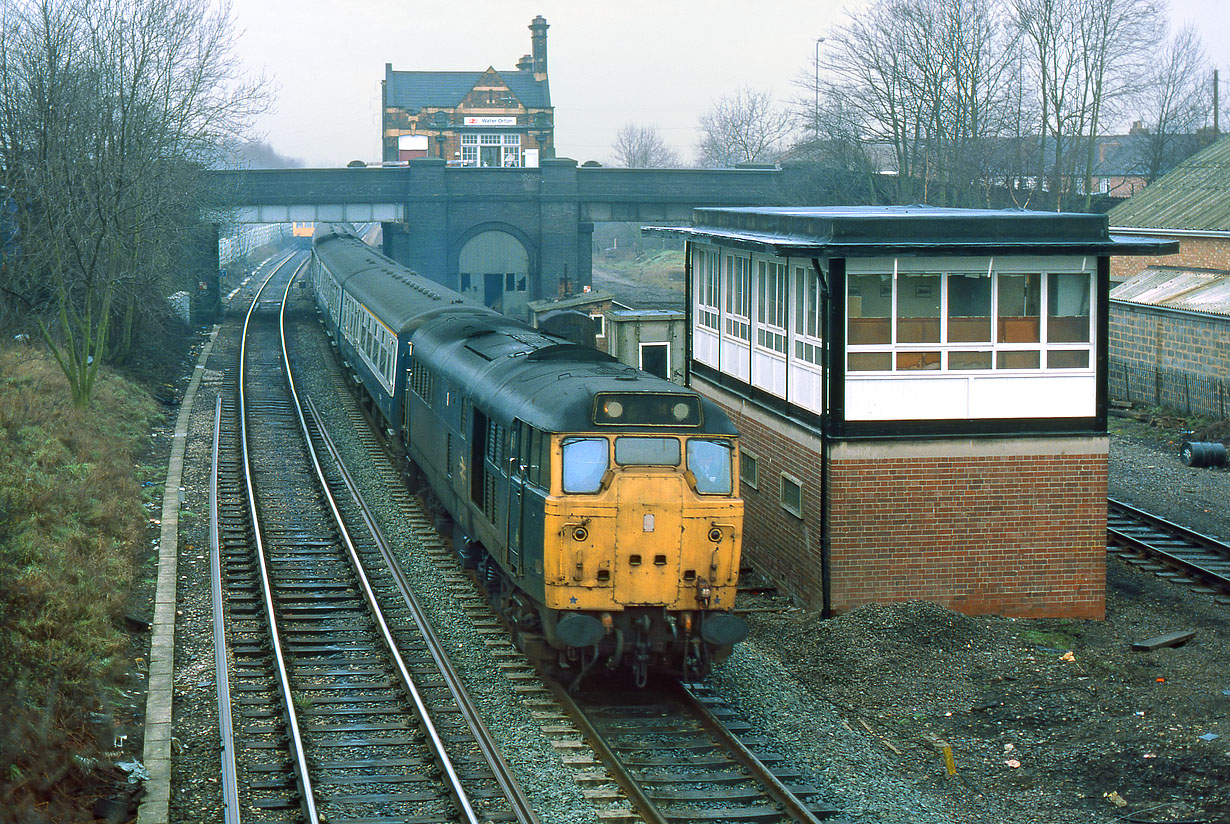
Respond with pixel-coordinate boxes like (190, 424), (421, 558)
(464, 116), (517, 126)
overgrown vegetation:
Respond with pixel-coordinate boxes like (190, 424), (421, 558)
(0, 344), (158, 820)
(0, 0), (264, 407)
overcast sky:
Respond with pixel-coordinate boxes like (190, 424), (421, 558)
(228, 0), (1230, 168)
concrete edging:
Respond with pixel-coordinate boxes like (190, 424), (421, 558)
(136, 326), (220, 824)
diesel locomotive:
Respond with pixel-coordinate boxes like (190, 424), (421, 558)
(307, 225), (747, 685)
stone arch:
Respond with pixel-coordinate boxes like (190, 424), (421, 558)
(454, 223), (535, 318)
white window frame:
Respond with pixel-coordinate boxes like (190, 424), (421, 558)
(723, 253), (750, 341)
(844, 258), (1095, 375)
(695, 248), (720, 331)
(793, 263), (824, 366)
(756, 258), (788, 354)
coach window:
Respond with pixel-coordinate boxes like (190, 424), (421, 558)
(562, 437), (608, 493)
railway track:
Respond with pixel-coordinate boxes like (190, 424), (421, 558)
(547, 678), (841, 824)
(209, 256), (537, 823)
(1108, 498), (1230, 606)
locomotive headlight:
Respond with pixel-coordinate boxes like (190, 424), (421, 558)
(603, 400), (624, 419)
(672, 402), (690, 421)
(573, 526), (589, 542)
(707, 527), (723, 543)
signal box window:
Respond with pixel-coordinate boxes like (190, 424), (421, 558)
(780, 473), (803, 518)
(740, 449), (759, 490)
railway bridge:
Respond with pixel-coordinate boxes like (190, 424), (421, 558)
(206, 158), (814, 313)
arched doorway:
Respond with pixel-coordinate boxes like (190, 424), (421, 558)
(458, 230), (530, 318)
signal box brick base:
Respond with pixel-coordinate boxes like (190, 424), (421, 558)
(698, 377), (1107, 620)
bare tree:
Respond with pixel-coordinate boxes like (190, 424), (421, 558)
(610, 123), (680, 168)
(1128, 24), (1213, 183)
(816, 0), (1015, 205)
(1010, 0), (1163, 209)
(0, 0), (265, 405)
(696, 88), (793, 167)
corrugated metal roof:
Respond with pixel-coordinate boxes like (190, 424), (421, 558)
(1109, 265), (1230, 317)
(1107, 136), (1230, 231)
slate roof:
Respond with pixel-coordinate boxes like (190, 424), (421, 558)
(1107, 136), (1230, 232)
(1110, 265), (1230, 317)
(384, 66), (549, 113)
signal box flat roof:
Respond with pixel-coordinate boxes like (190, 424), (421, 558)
(644, 205), (1179, 258)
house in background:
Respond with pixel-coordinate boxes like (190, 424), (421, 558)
(381, 17), (554, 167)
(1107, 136), (1230, 283)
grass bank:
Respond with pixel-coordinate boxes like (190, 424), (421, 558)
(0, 344), (159, 820)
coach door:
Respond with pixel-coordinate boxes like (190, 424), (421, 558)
(506, 421), (527, 576)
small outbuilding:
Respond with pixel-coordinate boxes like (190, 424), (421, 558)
(605, 308), (686, 383)
(646, 206), (1175, 619)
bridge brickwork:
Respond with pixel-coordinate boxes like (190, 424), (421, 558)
(207, 158), (806, 302)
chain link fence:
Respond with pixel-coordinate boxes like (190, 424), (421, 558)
(1109, 359), (1230, 419)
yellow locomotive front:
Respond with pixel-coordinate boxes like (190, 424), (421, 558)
(536, 393), (746, 684)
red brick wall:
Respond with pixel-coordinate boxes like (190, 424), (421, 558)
(828, 449), (1106, 619)
(1111, 235), (1230, 281)
(695, 376), (1107, 619)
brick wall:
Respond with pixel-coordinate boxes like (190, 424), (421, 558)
(1111, 235), (1230, 281)
(694, 376), (1107, 619)
(1111, 303), (1230, 375)
(828, 446), (1106, 619)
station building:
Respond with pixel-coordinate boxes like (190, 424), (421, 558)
(381, 17), (554, 167)
(646, 207), (1175, 619)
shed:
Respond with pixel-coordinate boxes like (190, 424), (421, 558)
(1109, 265), (1230, 417)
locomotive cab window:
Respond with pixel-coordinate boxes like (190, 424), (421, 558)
(562, 437), (608, 493)
(614, 437), (680, 466)
(687, 439), (733, 494)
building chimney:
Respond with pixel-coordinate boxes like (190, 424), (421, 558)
(529, 16), (548, 81)
(517, 54), (533, 72)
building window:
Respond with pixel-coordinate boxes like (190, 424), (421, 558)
(756, 259), (787, 353)
(696, 249), (719, 331)
(780, 473), (803, 518)
(847, 268), (1092, 373)
(590, 312), (605, 339)
(740, 449), (759, 490)
(723, 254), (750, 341)
(793, 264), (823, 365)
(461, 133), (521, 166)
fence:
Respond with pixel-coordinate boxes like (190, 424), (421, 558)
(1109, 359), (1230, 419)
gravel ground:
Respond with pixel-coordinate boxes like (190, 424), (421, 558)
(132, 291), (1228, 824)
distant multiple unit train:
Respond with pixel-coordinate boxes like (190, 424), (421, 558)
(307, 225), (747, 685)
